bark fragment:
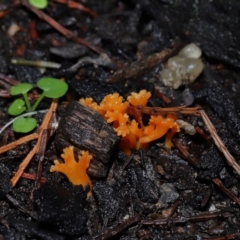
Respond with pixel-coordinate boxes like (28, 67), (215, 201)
(55, 101), (119, 178)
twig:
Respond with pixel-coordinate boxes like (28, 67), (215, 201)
(53, 0), (98, 18)
(29, 20), (38, 40)
(33, 129), (48, 190)
(212, 178), (240, 206)
(93, 215), (141, 240)
(105, 160), (116, 184)
(17, 172), (46, 183)
(0, 0), (19, 19)
(154, 87), (171, 104)
(0, 89), (10, 98)
(11, 131), (43, 186)
(128, 106), (143, 128)
(142, 211), (232, 225)
(195, 126), (211, 141)
(0, 73), (19, 85)
(199, 110), (240, 176)
(0, 9), (10, 18)
(20, 0), (103, 55)
(173, 140), (200, 168)
(0, 133), (38, 154)
(137, 106), (201, 116)
(11, 99), (58, 187)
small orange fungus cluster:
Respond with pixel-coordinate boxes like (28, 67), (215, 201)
(80, 90), (180, 155)
(50, 146), (93, 195)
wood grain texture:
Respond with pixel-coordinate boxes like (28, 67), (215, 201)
(55, 101), (119, 178)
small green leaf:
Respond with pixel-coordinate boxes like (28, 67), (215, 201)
(10, 83), (33, 96)
(13, 117), (37, 133)
(37, 77), (68, 98)
(28, 0), (48, 9)
(8, 99), (26, 116)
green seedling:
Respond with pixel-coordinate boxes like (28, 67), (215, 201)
(8, 99), (27, 116)
(13, 117), (37, 133)
(8, 77), (68, 133)
(28, 0), (48, 9)
(10, 83), (33, 112)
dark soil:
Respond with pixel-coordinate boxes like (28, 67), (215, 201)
(0, 0), (240, 239)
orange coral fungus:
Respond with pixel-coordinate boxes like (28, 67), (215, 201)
(50, 146), (92, 193)
(139, 114), (180, 143)
(80, 90), (180, 154)
(127, 89), (151, 106)
(79, 98), (99, 112)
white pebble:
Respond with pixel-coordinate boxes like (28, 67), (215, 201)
(178, 43), (202, 59)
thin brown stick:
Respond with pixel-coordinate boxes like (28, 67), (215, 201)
(11, 128), (43, 186)
(212, 178), (240, 206)
(21, 0), (103, 55)
(142, 211), (232, 225)
(154, 88), (171, 104)
(0, 89), (10, 98)
(0, 73), (19, 85)
(200, 110), (240, 176)
(0, 133), (38, 154)
(53, 0), (98, 18)
(33, 129), (48, 189)
(0, 0), (20, 19)
(11, 99), (58, 186)
(137, 106), (201, 116)
(195, 126), (211, 141)
(127, 106), (143, 128)
(174, 140), (200, 168)
(17, 172), (46, 183)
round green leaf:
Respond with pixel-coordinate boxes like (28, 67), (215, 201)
(13, 117), (37, 133)
(8, 99), (26, 116)
(37, 77), (68, 98)
(10, 83), (33, 96)
(28, 0), (48, 9)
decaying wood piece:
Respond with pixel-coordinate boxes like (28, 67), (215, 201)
(107, 45), (181, 83)
(55, 101), (119, 178)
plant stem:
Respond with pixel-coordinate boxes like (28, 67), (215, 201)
(23, 93), (32, 111)
(11, 58), (61, 69)
(32, 93), (45, 111)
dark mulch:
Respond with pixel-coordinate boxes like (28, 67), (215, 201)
(0, 0), (240, 239)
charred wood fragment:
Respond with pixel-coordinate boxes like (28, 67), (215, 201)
(107, 45), (180, 83)
(55, 101), (119, 178)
